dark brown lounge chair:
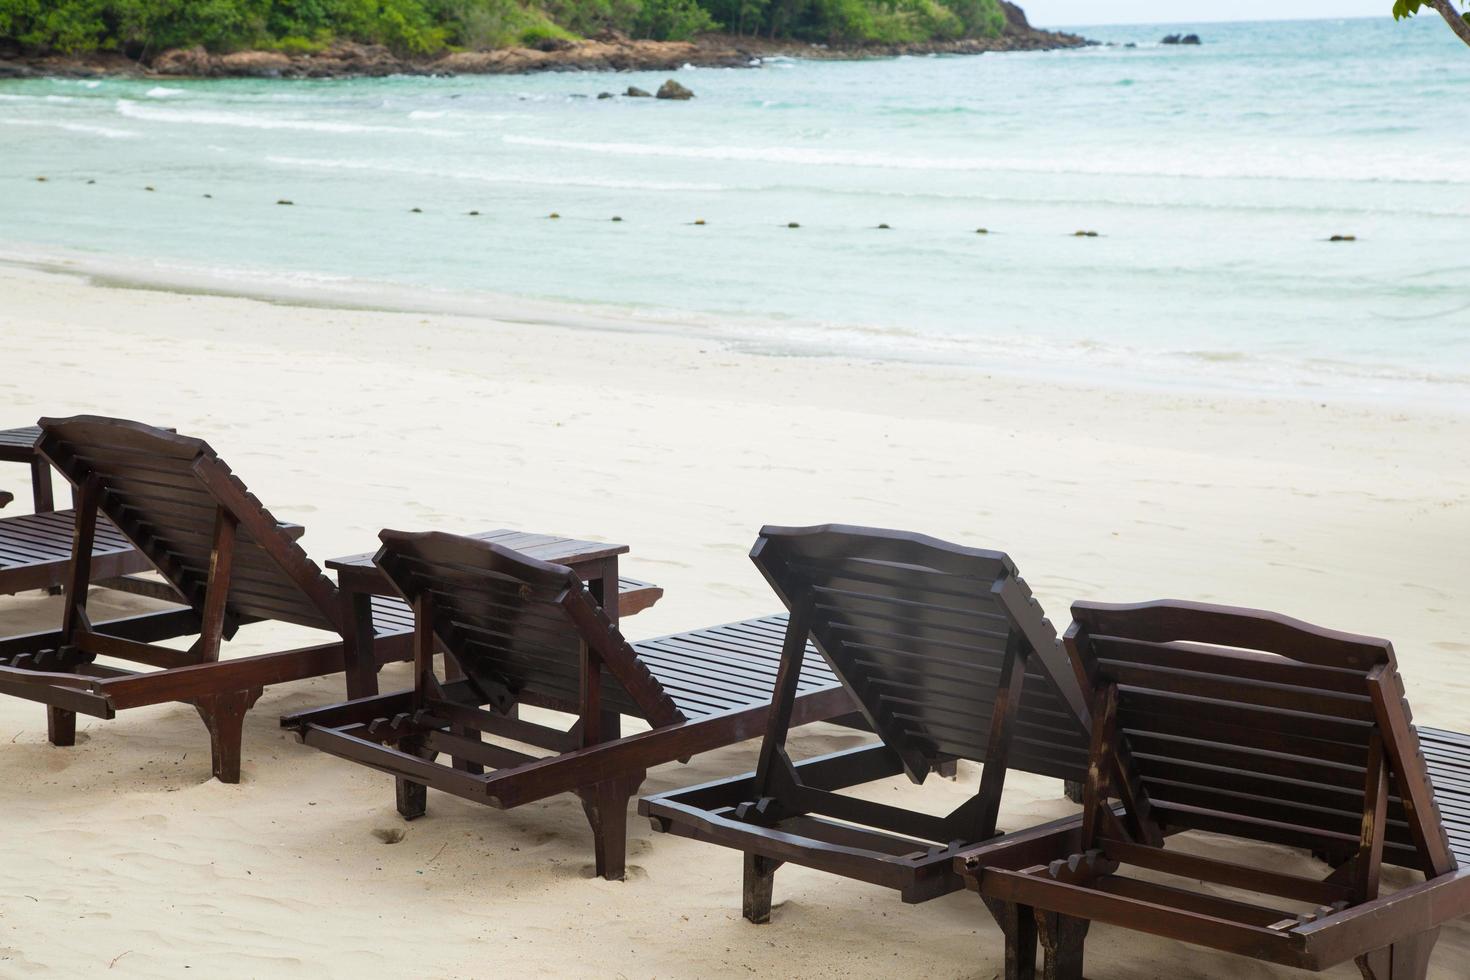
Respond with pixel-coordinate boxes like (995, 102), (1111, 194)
(0, 424), (155, 596)
(0, 506), (157, 597)
(0, 416), (423, 781)
(281, 529), (855, 880)
(961, 600), (1470, 980)
(640, 524), (1096, 917)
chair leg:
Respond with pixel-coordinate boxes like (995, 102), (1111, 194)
(743, 853), (783, 924)
(1356, 928), (1440, 980)
(1037, 910), (1089, 980)
(982, 898), (1038, 980)
(933, 757), (959, 779)
(47, 706), (76, 746)
(395, 736), (436, 820)
(579, 772), (643, 881)
(1062, 779), (1085, 804)
(192, 687), (262, 784)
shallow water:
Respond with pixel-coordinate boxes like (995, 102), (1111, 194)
(3, 17), (1468, 403)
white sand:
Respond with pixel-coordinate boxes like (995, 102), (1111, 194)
(0, 263), (1466, 978)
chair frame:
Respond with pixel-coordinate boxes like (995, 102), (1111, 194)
(284, 530), (854, 880)
(961, 599), (1470, 980)
(0, 416), (412, 781)
(641, 524), (1097, 915)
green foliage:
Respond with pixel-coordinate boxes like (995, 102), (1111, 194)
(740, 0), (1003, 43)
(0, 0), (1009, 55)
(1392, 0), (1470, 26)
(537, 0), (641, 37)
(633, 0), (714, 40)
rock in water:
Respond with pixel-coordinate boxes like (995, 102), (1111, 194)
(656, 79), (694, 101)
(1161, 34), (1180, 44)
(626, 86), (652, 98)
(597, 92), (614, 99)
(1181, 34), (1201, 44)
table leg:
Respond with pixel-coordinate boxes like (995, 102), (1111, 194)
(593, 556), (620, 625)
(345, 592), (379, 700)
(29, 456), (55, 514)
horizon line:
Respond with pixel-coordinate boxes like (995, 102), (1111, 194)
(1032, 13), (1387, 29)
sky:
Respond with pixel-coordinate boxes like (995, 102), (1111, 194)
(1020, 1), (1388, 26)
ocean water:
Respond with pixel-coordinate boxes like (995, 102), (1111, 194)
(2, 17), (1468, 403)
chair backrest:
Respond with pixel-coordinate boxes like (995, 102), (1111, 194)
(374, 530), (683, 726)
(1068, 599), (1456, 877)
(751, 524), (1092, 784)
(37, 415), (343, 634)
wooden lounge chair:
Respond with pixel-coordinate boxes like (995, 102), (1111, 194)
(0, 415), (420, 782)
(961, 600), (1470, 980)
(640, 524), (1097, 917)
(281, 529), (855, 880)
(0, 506), (157, 597)
(0, 423), (157, 597)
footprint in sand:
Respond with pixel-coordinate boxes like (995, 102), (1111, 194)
(372, 828), (406, 844)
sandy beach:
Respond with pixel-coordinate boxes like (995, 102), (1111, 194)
(1, 261), (1467, 978)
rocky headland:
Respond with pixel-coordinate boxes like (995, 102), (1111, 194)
(0, 4), (1087, 79)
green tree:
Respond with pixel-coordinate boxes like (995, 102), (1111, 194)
(1393, 0), (1470, 46)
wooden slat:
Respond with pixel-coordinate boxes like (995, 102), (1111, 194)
(752, 524), (1091, 783)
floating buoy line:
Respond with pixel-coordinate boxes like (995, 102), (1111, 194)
(17, 173), (1362, 244)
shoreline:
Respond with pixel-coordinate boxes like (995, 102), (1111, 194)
(0, 26), (1088, 81)
(5, 247), (1466, 414)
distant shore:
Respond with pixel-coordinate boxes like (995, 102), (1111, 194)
(0, 26), (1088, 80)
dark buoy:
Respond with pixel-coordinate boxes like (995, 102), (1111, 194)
(87, 179), (96, 185)
(1328, 234), (1356, 242)
(145, 186), (155, 192)
(611, 216), (623, 222)
(877, 223), (890, 229)
(975, 227), (989, 234)
(549, 212), (560, 219)
(787, 221), (800, 229)
(1073, 230), (1099, 237)
(35, 176), (46, 182)
(203, 193), (212, 198)
(467, 210), (480, 216)
(693, 219), (706, 225)
(411, 207), (423, 213)
(277, 199), (294, 206)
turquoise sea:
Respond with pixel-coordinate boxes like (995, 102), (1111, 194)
(2, 17), (1467, 403)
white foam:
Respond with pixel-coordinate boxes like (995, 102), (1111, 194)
(0, 118), (136, 139)
(264, 154), (726, 192)
(145, 86), (186, 98)
(114, 100), (464, 137)
(501, 135), (1469, 185)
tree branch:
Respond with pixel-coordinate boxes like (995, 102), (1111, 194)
(1427, 0), (1470, 46)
